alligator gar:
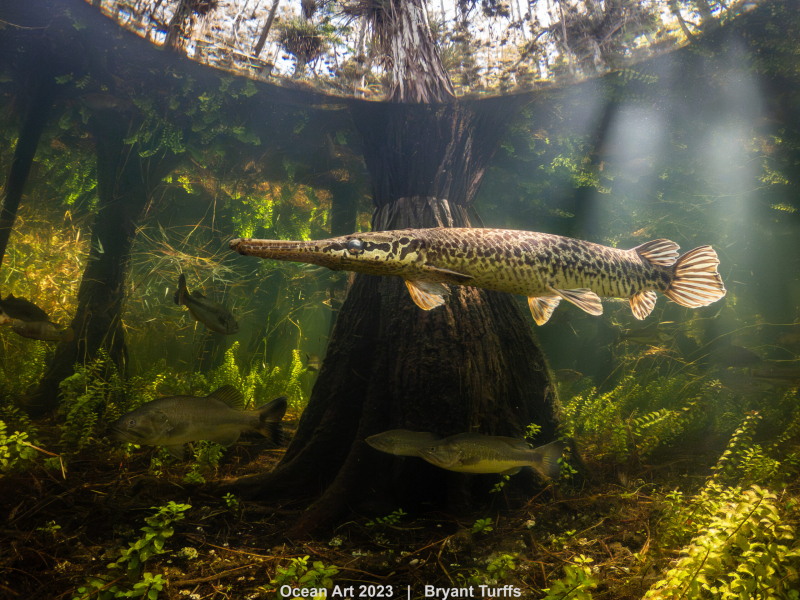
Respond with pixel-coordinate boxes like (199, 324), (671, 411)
(229, 228), (726, 324)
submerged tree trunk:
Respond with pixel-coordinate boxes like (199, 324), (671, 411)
(24, 114), (177, 416)
(0, 73), (56, 269)
(229, 96), (558, 536)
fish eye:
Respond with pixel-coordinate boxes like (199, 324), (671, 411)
(127, 418), (136, 427)
(346, 239), (364, 255)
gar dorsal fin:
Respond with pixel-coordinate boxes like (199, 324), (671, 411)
(633, 239), (680, 267)
(207, 385), (244, 408)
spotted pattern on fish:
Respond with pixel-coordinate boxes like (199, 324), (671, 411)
(230, 228), (726, 323)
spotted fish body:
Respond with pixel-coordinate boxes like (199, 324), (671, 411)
(230, 228), (726, 324)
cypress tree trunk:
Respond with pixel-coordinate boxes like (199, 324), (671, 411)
(229, 96), (559, 537)
(0, 73), (56, 269)
(24, 114), (178, 416)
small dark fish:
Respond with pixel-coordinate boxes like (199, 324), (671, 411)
(775, 330), (800, 348)
(708, 345), (762, 368)
(79, 93), (136, 113)
(751, 369), (800, 383)
(305, 353), (322, 372)
(366, 430), (442, 457)
(0, 293), (49, 322)
(554, 369), (583, 383)
(111, 385), (287, 459)
(174, 274), (239, 335)
(418, 433), (565, 479)
(616, 321), (668, 345)
(10, 320), (74, 343)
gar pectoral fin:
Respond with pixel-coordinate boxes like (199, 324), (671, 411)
(405, 280), (450, 310)
(630, 290), (657, 320)
(547, 286), (603, 316)
(527, 296), (561, 325)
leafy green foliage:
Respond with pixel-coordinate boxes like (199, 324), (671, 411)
(0, 421), (38, 475)
(365, 509), (406, 529)
(458, 553), (518, 586)
(472, 518), (494, 534)
(73, 502), (189, 599)
(543, 555), (599, 600)
(195, 343), (307, 411)
(646, 486), (800, 600)
(268, 555), (339, 599)
(183, 440), (225, 484)
(58, 350), (167, 453)
(560, 375), (715, 463)
(710, 411), (762, 483)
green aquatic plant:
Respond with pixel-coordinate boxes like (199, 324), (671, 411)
(646, 485), (800, 600)
(198, 343), (307, 411)
(58, 350), (169, 453)
(267, 555), (339, 599)
(365, 508), (407, 530)
(183, 440), (226, 484)
(560, 374), (714, 464)
(542, 554), (598, 600)
(73, 501), (190, 600)
(710, 411), (762, 483)
(472, 518), (494, 534)
(0, 420), (38, 475)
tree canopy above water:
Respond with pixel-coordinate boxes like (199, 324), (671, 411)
(95, 0), (764, 99)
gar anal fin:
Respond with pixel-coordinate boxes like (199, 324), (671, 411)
(629, 290), (657, 320)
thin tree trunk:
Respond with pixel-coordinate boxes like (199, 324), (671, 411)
(253, 0), (280, 57)
(0, 75), (55, 270)
(23, 114), (179, 416)
(384, 0), (455, 102)
(164, 0), (193, 51)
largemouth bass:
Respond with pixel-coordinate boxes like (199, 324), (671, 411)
(9, 320), (74, 343)
(174, 274), (239, 335)
(111, 385), (286, 459)
(418, 433), (565, 478)
(230, 228), (726, 324)
(366, 429), (442, 457)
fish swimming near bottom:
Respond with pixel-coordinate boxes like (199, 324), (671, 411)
(10, 320), (74, 343)
(0, 293), (50, 322)
(418, 433), (565, 479)
(174, 274), (239, 335)
(230, 228), (727, 325)
(111, 385), (286, 459)
(365, 429), (442, 457)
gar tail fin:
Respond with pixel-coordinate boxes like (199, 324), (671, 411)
(664, 246), (727, 308)
(256, 396), (288, 445)
(174, 274), (189, 306)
